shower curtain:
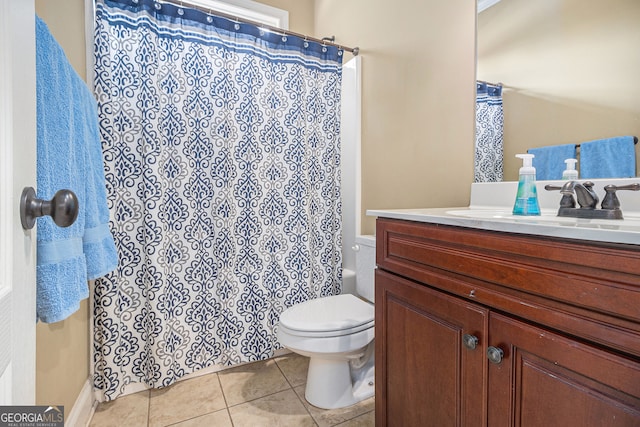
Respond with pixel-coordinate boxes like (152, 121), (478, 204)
(475, 81), (503, 182)
(92, 0), (343, 401)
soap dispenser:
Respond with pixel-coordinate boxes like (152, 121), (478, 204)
(562, 158), (578, 180)
(512, 154), (541, 216)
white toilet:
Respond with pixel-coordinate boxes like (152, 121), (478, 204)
(277, 235), (376, 409)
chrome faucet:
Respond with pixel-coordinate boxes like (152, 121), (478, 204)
(560, 181), (598, 209)
(545, 181), (640, 219)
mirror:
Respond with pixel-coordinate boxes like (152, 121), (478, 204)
(477, 0), (640, 181)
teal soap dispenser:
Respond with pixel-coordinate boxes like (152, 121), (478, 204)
(512, 154), (541, 216)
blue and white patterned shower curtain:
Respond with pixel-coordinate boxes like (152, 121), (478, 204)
(475, 82), (503, 182)
(92, 0), (343, 400)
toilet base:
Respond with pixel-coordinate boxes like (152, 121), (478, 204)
(304, 346), (375, 410)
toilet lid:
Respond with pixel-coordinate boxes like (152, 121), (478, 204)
(279, 294), (374, 333)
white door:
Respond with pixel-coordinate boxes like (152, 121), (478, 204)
(0, 0), (37, 405)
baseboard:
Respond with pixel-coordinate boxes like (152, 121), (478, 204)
(65, 378), (96, 427)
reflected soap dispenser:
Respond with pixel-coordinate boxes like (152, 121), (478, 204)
(562, 158), (578, 180)
(512, 154), (541, 216)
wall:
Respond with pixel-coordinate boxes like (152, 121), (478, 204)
(34, 0), (90, 414)
(32, 0), (316, 414)
(259, 0), (314, 34)
(478, 0), (640, 181)
(314, 0), (477, 235)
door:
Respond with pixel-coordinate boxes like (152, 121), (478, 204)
(488, 312), (640, 427)
(0, 0), (37, 404)
(375, 270), (489, 427)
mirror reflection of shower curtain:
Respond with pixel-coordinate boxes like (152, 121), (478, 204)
(475, 82), (503, 182)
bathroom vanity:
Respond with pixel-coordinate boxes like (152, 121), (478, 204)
(371, 203), (640, 426)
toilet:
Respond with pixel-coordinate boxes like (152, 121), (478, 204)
(277, 235), (376, 409)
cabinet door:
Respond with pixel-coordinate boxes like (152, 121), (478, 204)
(376, 270), (489, 427)
(488, 312), (640, 427)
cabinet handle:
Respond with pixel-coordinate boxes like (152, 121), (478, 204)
(487, 346), (504, 364)
(462, 334), (479, 350)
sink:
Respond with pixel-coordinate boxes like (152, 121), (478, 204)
(445, 208), (640, 230)
(446, 209), (512, 219)
(445, 209), (558, 221)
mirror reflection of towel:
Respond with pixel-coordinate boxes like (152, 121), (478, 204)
(528, 144), (577, 180)
(580, 136), (636, 179)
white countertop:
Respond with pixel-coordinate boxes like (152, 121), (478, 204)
(367, 178), (640, 246)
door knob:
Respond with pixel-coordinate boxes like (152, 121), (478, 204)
(487, 346), (504, 364)
(20, 187), (79, 230)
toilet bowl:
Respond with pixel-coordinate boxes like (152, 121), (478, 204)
(277, 235), (376, 409)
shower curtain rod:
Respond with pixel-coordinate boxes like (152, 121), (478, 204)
(155, 0), (360, 55)
(477, 79), (503, 87)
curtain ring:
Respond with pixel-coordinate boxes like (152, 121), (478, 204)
(206, 9), (213, 23)
(177, 1), (184, 16)
(303, 37), (309, 49)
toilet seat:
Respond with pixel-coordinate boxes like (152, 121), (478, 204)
(279, 294), (374, 337)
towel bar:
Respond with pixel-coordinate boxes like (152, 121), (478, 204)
(575, 136), (638, 148)
(20, 187), (78, 230)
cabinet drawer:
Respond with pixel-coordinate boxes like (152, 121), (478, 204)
(376, 218), (640, 357)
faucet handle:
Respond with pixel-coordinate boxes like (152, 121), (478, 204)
(544, 184), (576, 208)
(601, 183), (640, 210)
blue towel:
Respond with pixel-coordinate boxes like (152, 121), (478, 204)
(579, 136), (636, 179)
(528, 144), (577, 180)
(36, 16), (118, 323)
(78, 87), (119, 280)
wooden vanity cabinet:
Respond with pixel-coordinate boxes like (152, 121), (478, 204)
(375, 218), (640, 427)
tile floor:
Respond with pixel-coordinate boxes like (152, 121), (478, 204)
(88, 353), (374, 427)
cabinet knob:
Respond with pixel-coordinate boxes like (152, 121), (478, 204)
(462, 334), (479, 350)
(487, 346), (504, 364)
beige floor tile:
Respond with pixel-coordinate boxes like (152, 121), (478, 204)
(274, 353), (309, 387)
(294, 385), (375, 427)
(89, 390), (149, 427)
(167, 408), (233, 427)
(334, 410), (375, 426)
(228, 389), (316, 427)
(149, 373), (226, 427)
(218, 359), (290, 406)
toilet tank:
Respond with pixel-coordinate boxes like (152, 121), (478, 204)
(355, 235), (376, 303)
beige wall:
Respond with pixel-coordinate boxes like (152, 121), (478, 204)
(315, 0), (477, 234)
(259, 0), (314, 34)
(35, 0), (90, 413)
(478, 0), (640, 181)
(35, 0), (87, 81)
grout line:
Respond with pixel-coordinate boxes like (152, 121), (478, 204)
(214, 372), (235, 426)
(273, 355), (295, 389)
(146, 389), (151, 427)
(274, 356), (319, 426)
